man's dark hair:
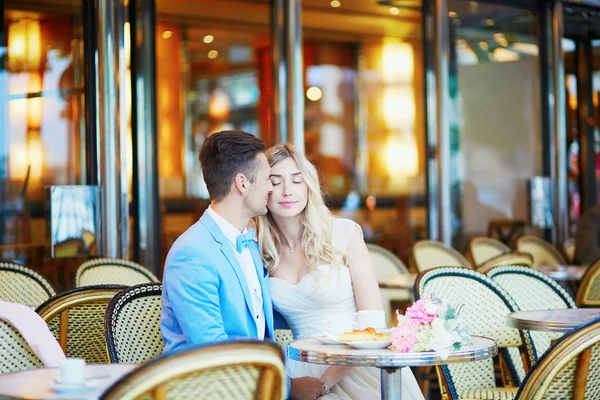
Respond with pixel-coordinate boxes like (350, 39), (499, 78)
(199, 130), (266, 202)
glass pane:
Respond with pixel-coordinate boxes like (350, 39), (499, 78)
(564, 38), (580, 238)
(0, 1), (86, 271)
(447, 0), (541, 248)
(155, 1), (271, 263)
(593, 39), (600, 202)
(301, 1), (426, 263)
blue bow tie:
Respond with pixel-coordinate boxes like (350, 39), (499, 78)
(236, 230), (256, 253)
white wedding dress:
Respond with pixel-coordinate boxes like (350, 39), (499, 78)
(270, 218), (424, 400)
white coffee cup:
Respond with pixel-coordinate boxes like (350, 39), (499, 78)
(354, 310), (387, 330)
(57, 358), (85, 385)
(323, 315), (354, 335)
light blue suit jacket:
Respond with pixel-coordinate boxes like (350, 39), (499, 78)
(160, 211), (275, 353)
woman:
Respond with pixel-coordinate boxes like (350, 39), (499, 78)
(257, 144), (424, 400)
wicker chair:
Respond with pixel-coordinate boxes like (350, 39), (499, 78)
(274, 329), (294, 349)
(487, 266), (576, 370)
(576, 257), (600, 307)
(367, 243), (411, 321)
(476, 252), (534, 274)
(0, 262), (55, 308)
(36, 285), (125, 364)
(516, 236), (567, 267)
(101, 340), (286, 400)
(412, 240), (471, 272)
(515, 316), (600, 399)
(106, 283), (164, 364)
(414, 267), (533, 400)
(467, 237), (511, 266)
(76, 258), (159, 287)
(0, 319), (44, 373)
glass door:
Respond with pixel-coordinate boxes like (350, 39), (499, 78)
(562, 6), (600, 243)
(444, 0), (543, 250)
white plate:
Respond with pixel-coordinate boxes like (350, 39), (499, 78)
(48, 380), (94, 394)
(343, 340), (393, 350)
(313, 335), (344, 345)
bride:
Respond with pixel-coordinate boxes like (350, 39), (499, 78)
(257, 144), (424, 400)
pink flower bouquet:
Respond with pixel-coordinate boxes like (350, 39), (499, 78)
(391, 296), (471, 359)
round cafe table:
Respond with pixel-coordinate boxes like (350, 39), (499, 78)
(534, 265), (586, 281)
(0, 364), (136, 399)
(289, 336), (497, 400)
(507, 308), (600, 333)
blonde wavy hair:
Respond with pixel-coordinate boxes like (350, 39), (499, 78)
(257, 144), (346, 274)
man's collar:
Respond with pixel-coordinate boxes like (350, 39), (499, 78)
(206, 205), (247, 247)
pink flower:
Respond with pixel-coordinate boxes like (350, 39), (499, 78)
(392, 320), (418, 352)
(406, 299), (437, 324)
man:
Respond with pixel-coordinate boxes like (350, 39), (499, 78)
(160, 130), (324, 400)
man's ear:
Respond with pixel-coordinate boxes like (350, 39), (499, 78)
(233, 173), (248, 194)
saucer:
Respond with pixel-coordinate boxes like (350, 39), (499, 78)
(313, 334), (344, 345)
(48, 380), (94, 394)
(344, 340), (393, 350)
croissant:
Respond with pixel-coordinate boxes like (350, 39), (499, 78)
(338, 328), (392, 342)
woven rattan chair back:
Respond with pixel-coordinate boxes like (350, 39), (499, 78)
(414, 267), (533, 399)
(476, 252), (534, 274)
(488, 265), (576, 362)
(413, 240), (471, 272)
(516, 316), (600, 400)
(274, 329), (294, 350)
(576, 257), (600, 307)
(101, 340), (286, 400)
(0, 262), (55, 308)
(106, 283), (163, 364)
(36, 285), (125, 364)
(366, 244), (409, 277)
(516, 236), (567, 267)
(0, 319), (43, 373)
(76, 258), (158, 287)
(468, 237), (511, 266)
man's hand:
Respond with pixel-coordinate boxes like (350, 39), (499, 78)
(289, 376), (326, 400)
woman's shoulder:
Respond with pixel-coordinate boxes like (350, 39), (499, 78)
(332, 217), (360, 231)
(331, 218), (362, 250)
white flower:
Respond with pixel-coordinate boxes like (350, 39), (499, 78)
(424, 299), (440, 315)
(431, 318), (445, 330)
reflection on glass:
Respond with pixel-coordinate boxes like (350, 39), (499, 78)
(302, 1), (425, 261)
(564, 38), (580, 237)
(47, 186), (99, 258)
(155, 2), (270, 198)
(0, 1), (85, 248)
(448, 0), (541, 248)
(593, 39), (600, 204)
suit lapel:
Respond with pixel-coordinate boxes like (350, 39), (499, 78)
(200, 212), (256, 335)
(249, 243), (274, 337)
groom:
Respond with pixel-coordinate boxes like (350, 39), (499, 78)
(160, 130), (324, 399)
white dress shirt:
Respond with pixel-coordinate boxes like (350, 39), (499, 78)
(206, 206), (265, 339)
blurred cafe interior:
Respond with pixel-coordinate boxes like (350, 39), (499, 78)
(0, 0), (599, 287)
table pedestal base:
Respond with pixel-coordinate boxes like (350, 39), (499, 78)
(381, 367), (402, 400)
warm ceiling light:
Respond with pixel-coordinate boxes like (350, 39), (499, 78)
(306, 86), (322, 101)
(7, 19), (42, 73)
(162, 30), (172, 39)
(389, 7), (400, 15)
(208, 50), (219, 59)
(448, 11), (458, 18)
(203, 34), (214, 44)
(330, 0), (341, 7)
(485, 19), (494, 26)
